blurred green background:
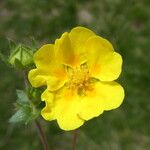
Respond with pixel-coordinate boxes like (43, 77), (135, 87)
(0, 0), (150, 149)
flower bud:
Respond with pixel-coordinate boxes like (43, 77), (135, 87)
(9, 44), (34, 68)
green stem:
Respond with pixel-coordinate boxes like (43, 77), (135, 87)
(35, 120), (50, 150)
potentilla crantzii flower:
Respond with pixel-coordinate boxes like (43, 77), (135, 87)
(28, 27), (125, 130)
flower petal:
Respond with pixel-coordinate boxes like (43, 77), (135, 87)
(85, 36), (122, 81)
(98, 81), (124, 110)
(28, 69), (48, 87)
(78, 95), (104, 121)
(34, 44), (55, 69)
(28, 68), (66, 90)
(55, 32), (77, 66)
(54, 27), (95, 67)
(46, 76), (66, 92)
(41, 89), (56, 121)
(99, 52), (123, 81)
(69, 26), (95, 51)
(29, 44), (67, 90)
(41, 88), (84, 130)
(34, 43), (67, 78)
(78, 81), (124, 120)
(55, 89), (85, 130)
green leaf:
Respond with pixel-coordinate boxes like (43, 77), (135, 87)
(9, 105), (40, 124)
(16, 90), (29, 105)
(9, 89), (41, 124)
(9, 106), (31, 124)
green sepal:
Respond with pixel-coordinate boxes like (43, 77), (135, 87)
(14, 58), (24, 69)
(27, 86), (46, 106)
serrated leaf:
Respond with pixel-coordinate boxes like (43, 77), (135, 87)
(16, 90), (29, 105)
(9, 106), (31, 124)
(10, 90), (41, 124)
(9, 105), (40, 124)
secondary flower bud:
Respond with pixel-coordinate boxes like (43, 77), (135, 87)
(9, 44), (34, 68)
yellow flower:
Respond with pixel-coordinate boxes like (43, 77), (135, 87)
(28, 26), (124, 130)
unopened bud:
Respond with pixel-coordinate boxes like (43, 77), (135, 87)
(9, 44), (34, 69)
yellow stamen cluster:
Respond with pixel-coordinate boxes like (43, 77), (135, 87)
(66, 63), (91, 95)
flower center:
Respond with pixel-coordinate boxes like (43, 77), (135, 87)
(66, 63), (92, 96)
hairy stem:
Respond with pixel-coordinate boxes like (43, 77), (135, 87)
(35, 120), (50, 150)
(72, 130), (78, 150)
